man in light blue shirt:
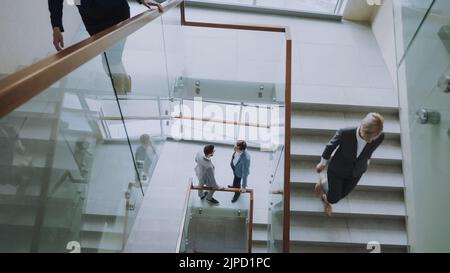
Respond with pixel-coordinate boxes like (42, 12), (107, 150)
(229, 140), (251, 203)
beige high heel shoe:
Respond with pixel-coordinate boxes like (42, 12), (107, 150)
(321, 194), (332, 217)
(315, 173), (324, 197)
(111, 73), (131, 95)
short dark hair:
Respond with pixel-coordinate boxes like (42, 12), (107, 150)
(236, 140), (247, 151)
(204, 144), (215, 156)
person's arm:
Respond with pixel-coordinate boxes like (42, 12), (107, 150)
(241, 156), (250, 190)
(367, 133), (384, 166)
(316, 129), (343, 173)
(49, 0), (64, 32)
(49, 0), (65, 51)
(322, 129), (343, 160)
(139, 0), (164, 12)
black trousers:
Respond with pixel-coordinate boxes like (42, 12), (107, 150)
(327, 170), (362, 204)
(232, 175), (242, 200)
(77, 1), (131, 36)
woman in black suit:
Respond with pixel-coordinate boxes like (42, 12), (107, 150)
(49, 0), (163, 49)
(48, 0), (163, 94)
(315, 113), (385, 216)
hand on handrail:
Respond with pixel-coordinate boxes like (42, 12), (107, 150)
(142, 0), (164, 12)
(52, 27), (64, 52)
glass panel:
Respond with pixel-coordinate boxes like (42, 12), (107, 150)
(161, 2), (186, 98)
(180, 188), (251, 253)
(394, 0), (434, 63)
(168, 25), (287, 253)
(267, 147), (284, 253)
(181, 27), (286, 101)
(105, 14), (171, 195)
(182, 26), (286, 253)
(0, 52), (141, 252)
(397, 0), (450, 252)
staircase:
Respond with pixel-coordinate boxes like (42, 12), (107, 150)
(80, 213), (126, 253)
(0, 86), (88, 252)
(252, 223), (269, 253)
(289, 103), (408, 253)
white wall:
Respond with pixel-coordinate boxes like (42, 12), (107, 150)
(343, 0), (376, 22)
(0, 0), (82, 75)
(371, 0), (398, 88)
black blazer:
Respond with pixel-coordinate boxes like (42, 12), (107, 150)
(322, 127), (384, 178)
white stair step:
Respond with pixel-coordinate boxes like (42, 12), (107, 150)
(290, 243), (407, 253)
(291, 101), (399, 115)
(81, 214), (125, 234)
(0, 226), (33, 252)
(10, 144), (83, 171)
(0, 203), (78, 229)
(290, 188), (406, 218)
(252, 224), (267, 242)
(0, 195), (81, 207)
(83, 198), (128, 217)
(80, 231), (123, 252)
(291, 109), (400, 138)
(290, 215), (407, 247)
(291, 160), (404, 190)
(291, 134), (402, 163)
(14, 100), (58, 116)
(252, 241), (268, 253)
(253, 208), (268, 225)
(80, 247), (120, 253)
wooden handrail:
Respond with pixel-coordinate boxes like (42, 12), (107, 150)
(191, 185), (254, 194)
(0, 0), (183, 119)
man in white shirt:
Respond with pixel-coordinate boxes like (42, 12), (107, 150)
(315, 113), (385, 216)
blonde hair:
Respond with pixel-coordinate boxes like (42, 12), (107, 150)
(361, 113), (384, 136)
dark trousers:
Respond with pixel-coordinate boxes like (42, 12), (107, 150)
(327, 170), (362, 204)
(232, 175), (242, 200)
(77, 1), (131, 36)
